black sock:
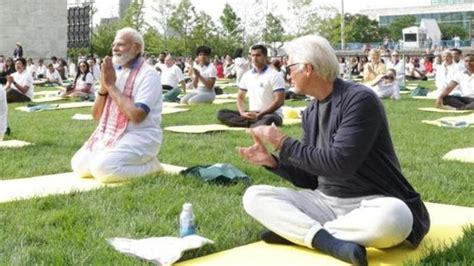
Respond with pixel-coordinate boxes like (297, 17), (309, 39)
(260, 230), (295, 245)
(311, 229), (367, 266)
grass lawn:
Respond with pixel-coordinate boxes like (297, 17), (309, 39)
(0, 82), (473, 264)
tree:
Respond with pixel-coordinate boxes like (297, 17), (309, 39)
(219, 4), (243, 44)
(191, 12), (217, 53)
(345, 14), (383, 43)
(151, 0), (175, 50)
(286, 0), (320, 36)
(169, 0), (197, 55)
(217, 3), (244, 56)
(387, 15), (416, 41)
(263, 13), (285, 48)
(439, 23), (468, 40)
(92, 20), (121, 57)
(143, 27), (166, 55)
(312, 11), (383, 47)
(120, 0), (146, 31)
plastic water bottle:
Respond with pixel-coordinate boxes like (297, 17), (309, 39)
(179, 203), (196, 237)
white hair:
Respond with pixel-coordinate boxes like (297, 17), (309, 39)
(284, 35), (339, 82)
(116, 27), (145, 55)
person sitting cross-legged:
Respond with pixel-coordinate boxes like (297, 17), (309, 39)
(61, 61), (94, 99)
(237, 35), (430, 266)
(217, 44), (285, 128)
(161, 54), (186, 102)
(180, 46), (217, 105)
(71, 27), (163, 183)
(436, 53), (474, 110)
(4, 57), (34, 103)
(369, 68), (400, 100)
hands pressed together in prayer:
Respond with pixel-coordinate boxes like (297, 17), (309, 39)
(236, 123), (288, 169)
(240, 111), (259, 120)
(99, 56), (117, 94)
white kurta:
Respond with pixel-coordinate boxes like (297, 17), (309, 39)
(71, 61), (163, 183)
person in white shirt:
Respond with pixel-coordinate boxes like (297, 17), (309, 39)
(71, 27), (163, 183)
(429, 50), (459, 98)
(161, 55), (186, 102)
(87, 57), (100, 83)
(0, 84), (7, 141)
(36, 59), (47, 79)
(50, 56), (59, 69)
(217, 44), (286, 127)
(46, 63), (63, 85)
(180, 46), (217, 104)
(450, 48), (466, 73)
(26, 58), (37, 79)
(436, 54), (474, 110)
(370, 69), (400, 100)
(234, 48), (250, 83)
(4, 58), (34, 102)
(62, 61), (94, 98)
(386, 51), (405, 87)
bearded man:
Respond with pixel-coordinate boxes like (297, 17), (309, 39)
(71, 27), (163, 183)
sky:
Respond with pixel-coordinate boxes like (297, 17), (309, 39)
(94, 0), (432, 26)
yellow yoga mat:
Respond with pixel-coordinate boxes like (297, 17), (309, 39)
(33, 96), (64, 103)
(0, 140), (32, 148)
(418, 107), (472, 114)
(0, 163), (186, 203)
(412, 95), (438, 100)
(163, 102), (186, 108)
(165, 119), (302, 134)
(422, 113), (474, 128)
(443, 147), (474, 163)
(213, 99), (235, 105)
(215, 93), (239, 99)
(72, 113), (93, 120)
(165, 124), (246, 134)
(178, 202), (474, 266)
(163, 107), (189, 115)
(34, 90), (61, 97)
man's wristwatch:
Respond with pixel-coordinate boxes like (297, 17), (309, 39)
(97, 91), (108, 96)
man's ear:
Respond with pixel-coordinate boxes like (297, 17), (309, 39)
(304, 64), (313, 78)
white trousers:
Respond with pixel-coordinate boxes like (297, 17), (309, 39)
(71, 146), (162, 183)
(243, 185), (413, 249)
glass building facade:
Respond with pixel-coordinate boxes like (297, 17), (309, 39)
(431, 0), (473, 4)
(379, 11), (474, 38)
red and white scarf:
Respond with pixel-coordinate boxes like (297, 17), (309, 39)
(86, 57), (145, 150)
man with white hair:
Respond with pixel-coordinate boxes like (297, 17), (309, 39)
(238, 35), (430, 265)
(161, 54), (185, 102)
(71, 27), (163, 183)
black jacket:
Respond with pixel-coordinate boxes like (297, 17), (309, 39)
(270, 78), (430, 247)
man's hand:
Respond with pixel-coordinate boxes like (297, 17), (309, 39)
(237, 131), (277, 168)
(240, 111), (258, 120)
(101, 56), (116, 92)
(6, 75), (13, 83)
(193, 68), (201, 78)
(250, 123), (287, 150)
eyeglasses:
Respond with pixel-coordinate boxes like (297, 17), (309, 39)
(285, 62), (304, 75)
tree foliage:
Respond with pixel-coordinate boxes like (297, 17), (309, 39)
(263, 13), (285, 47)
(439, 23), (468, 40)
(169, 0), (197, 55)
(386, 15), (416, 41)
